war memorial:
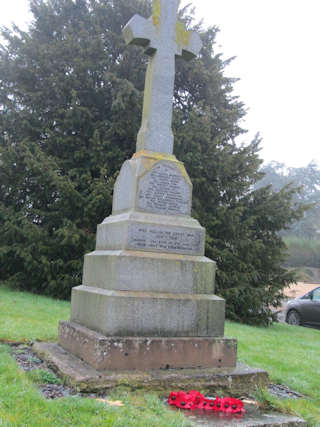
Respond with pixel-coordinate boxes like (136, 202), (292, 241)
(35, 0), (270, 396)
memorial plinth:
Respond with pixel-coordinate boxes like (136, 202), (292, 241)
(59, 148), (233, 368)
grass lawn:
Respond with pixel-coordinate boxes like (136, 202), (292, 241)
(226, 322), (320, 425)
(0, 285), (189, 427)
(0, 285), (70, 342)
(0, 345), (188, 426)
(1, 285), (320, 426)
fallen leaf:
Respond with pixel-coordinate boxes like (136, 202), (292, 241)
(96, 398), (124, 407)
(242, 399), (259, 406)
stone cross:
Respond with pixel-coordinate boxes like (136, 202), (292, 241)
(123, 0), (202, 155)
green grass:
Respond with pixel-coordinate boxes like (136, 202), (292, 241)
(0, 285), (70, 342)
(0, 345), (189, 426)
(226, 322), (320, 425)
(1, 285), (320, 425)
(0, 286), (189, 426)
(27, 369), (62, 385)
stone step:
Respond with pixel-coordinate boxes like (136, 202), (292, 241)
(96, 211), (205, 256)
(183, 406), (306, 427)
(82, 249), (216, 294)
(33, 341), (269, 396)
(58, 321), (237, 370)
(70, 286), (225, 338)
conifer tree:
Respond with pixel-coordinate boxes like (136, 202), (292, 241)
(0, 0), (305, 322)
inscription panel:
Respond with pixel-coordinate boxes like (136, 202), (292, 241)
(138, 162), (191, 215)
(128, 224), (204, 255)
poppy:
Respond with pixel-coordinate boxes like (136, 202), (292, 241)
(197, 398), (216, 410)
(167, 390), (245, 414)
(221, 397), (244, 414)
(211, 397), (222, 411)
(169, 391), (193, 409)
(168, 392), (179, 406)
(188, 390), (204, 408)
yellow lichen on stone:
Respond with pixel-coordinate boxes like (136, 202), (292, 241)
(177, 163), (191, 183)
(134, 150), (192, 185)
(142, 156), (157, 171)
(176, 21), (190, 48)
(152, 0), (161, 28)
(134, 150), (178, 163)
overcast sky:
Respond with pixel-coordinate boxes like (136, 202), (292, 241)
(1, 0), (319, 168)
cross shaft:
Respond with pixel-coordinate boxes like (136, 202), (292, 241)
(123, 0), (202, 154)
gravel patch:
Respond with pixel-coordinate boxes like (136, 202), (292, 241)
(39, 384), (72, 399)
(268, 384), (305, 400)
(11, 344), (45, 371)
(11, 343), (76, 399)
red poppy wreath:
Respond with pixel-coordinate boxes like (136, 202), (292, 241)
(168, 390), (245, 414)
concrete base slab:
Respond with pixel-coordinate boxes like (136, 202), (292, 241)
(58, 321), (237, 370)
(33, 341), (269, 396)
(182, 406), (307, 426)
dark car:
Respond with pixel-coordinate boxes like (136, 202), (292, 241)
(285, 286), (320, 327)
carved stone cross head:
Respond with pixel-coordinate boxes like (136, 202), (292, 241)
(123, 0), (202, 155)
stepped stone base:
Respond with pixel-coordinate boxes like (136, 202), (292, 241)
(58, 321), (237, 371)
(96, 212), (206, 256)
(82, 250), (216, 295)
(33, 341), (269, 396)
(70, 287), (225, 337)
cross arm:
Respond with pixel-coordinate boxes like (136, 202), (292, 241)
(176, 26), (202, 61)
(122, 14), (156, 54)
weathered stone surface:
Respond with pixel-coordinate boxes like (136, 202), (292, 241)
(33, 341), (269, 396)
(70, 286), (225, 337)
(112, 159), (136, 213)
(107, 153), (204, 256)
(122, 0), (202, 154)
(83, 250), (216, 294)
(128, 223), (202, 253)
(112, 153), (192, 217)
(96, 211), (205, 256)
(58, 321), (236, 371)
(137, 161), (191, 215)
(183, 406), (307, 427)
